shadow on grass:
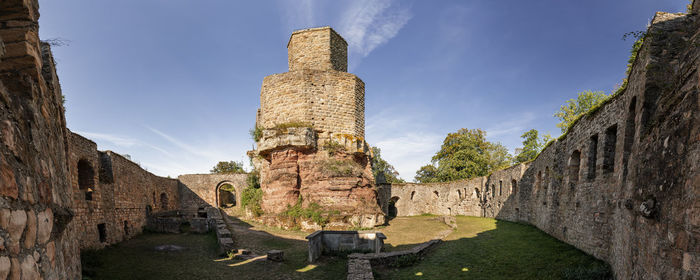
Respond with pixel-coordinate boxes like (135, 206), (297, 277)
(81, 213), (347, 280)
(374, 217), (612, 280)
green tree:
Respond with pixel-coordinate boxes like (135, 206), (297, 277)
(513, 129), (553, 164)
(414, 164), (439, 183)
(554, 90), (609, 133)
(414, 128), (512, 183)
(370, 146), (405, 184)
(210, 161), (245, 174)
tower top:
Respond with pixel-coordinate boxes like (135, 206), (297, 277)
(287, 26), (348, 72)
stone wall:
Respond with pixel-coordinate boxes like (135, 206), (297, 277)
(251, 27), (382, 229)
(68, 131), (180, 250)
(287, 27), (348, 72)
(379, 10), (699, 280)
(0, 0), (81, 278)
(177, 173), (247, 218)
(259, 26), (365, 140)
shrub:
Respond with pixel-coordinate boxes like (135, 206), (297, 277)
(320, 159), (363, 177)
(249, 126), (263, 142)
(241, 187), (263, 217)
(323, 140), (345, 156)
(280, 197), (339, 227)
(246, 170), (260, 189)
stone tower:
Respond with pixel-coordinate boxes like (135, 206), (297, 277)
(250, 27), (384, 229)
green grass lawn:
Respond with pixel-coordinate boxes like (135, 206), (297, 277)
(81, 229), (346, 280)
(374, 216), (610, 280)
(81, 215), (609, 280)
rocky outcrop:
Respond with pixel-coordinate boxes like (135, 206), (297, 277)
(250, 27), (384, 229)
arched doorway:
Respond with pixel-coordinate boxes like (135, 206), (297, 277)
(216, 182), (238, 209)
(388, 196), (400, 218)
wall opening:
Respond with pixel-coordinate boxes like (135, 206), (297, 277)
(569, 150), (581, 185)
(410, 191), (415, 200)
(98, 152), (114, 184)
(97, 223), (107, 243)
(623, 97), (637, 179)
(160, 193), (168, 209)
(218, 184), (236, 208)
(474, 188), (480, 199)
(388, 197), (400, 218)
(152, 191), (156, 205)
(433, 191), (439, 199)
(511, 179), (517, 195)
(123, 221), (129, 237)
(457, 189), (462, 199)
(603, 125), (618, 173)
(499, 180), (502, 196)
(536, 171), (542, 192)
(588, 134), (598, 180)
(544, 167), (550, 193)
(146, 205), (152, 216)
(491, 185), (495, 198)
(78, 159), (95, 200)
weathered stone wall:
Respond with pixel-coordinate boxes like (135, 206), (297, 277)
(0, 0), (81, 278)
(287, 26), (348, 72)
(177, 173), (247, 218)
(380, 10), (699, 280)
(68, 131), (179, 250)
(252, 27), (382, 229)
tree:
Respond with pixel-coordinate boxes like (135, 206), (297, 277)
(554, 90), (609, 133)
(414, 128), (512, 183)
(513, 129), (552, 164)
(414, 164), (439, 183)
(370, 146), (405, 184)
(210, 161), (245, 174)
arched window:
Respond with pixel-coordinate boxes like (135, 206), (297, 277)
(474, 188), (480, 199)
(623, 97), (637, 179)
(410, 191), (416, 200)
(511, 179), (517, 195)
(457, 189), (462, 199)
(569, 150), (581, 184)
(218, 184), (236, 208)
(78, 159), (95, 200)
(160, 193), (168, 209)
(603, 125), (617, 173)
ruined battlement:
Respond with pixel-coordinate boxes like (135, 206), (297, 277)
(287, 26), (348, 72)
(259, 27), (364, 141)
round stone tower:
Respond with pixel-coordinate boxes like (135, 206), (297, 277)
(250, 27), (384, 229)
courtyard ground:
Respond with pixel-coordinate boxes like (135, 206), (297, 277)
(81, 215), (608, 279)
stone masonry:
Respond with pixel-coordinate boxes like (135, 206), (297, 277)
(378, 8), (700, 280)
(250, 27), (384, 229)
(0, 1), (81, 278)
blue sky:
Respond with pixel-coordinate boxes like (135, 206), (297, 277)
(38, 0), (689, 180)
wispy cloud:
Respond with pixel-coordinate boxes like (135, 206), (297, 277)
(75, 131), (174, 158)
(338, 0), (412, 58)
(278, 0), (412, 69)
(366, 107), (442, 182)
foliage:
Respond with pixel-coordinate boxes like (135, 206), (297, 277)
(513, 129), (552, 164)
(414, 164), (439, 183)
(249, 126), (262, 142)
(273, 121), (313, 131)
(323, 140), (345, 156)
(280, 197), (339, 227)
(554, 90), (610, 133)
(210, 161), (245, 174)
(219, 184), (235, 192)
(241, 187), (263, 217)
(246, 169), (260, 189)
(370, 146), (405, 184)
(414, 128), (512, 183)
(623, 31), (646, 76)
(321, 159), (363, 177)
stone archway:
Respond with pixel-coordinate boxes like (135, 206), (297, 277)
(215, 181), (240, 209)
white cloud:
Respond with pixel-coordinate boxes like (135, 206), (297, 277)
(75, 131), (174, 158)
(366, 107), (442, 182)
(278, 0), (411, 69)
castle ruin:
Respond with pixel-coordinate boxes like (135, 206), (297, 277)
(248, 27), (384, 229)
(0, 0), (698, 279)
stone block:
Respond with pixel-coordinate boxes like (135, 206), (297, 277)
(267, 250), (284, 262)
(189, 217), (208, 233)
(7, 210), (26, 255)
(23, 209), (35, 249)
(0, 256), (9, 280)
(36, 208), (52, 244)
